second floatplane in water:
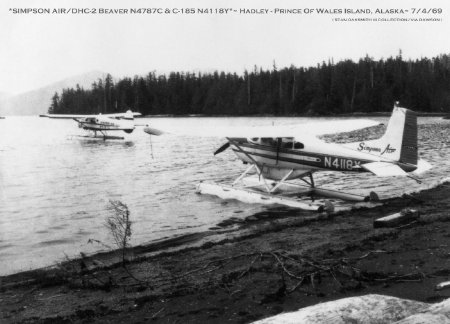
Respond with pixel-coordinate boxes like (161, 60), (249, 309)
(41, 110), (155, 140)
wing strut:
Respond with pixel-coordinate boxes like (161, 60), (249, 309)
(276, 138), (282, 165)
(269, 169), (294, 193)
(232, 164), (256, 186)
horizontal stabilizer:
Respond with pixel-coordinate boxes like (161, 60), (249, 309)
(414, 159), (432, 174)
(361, 162), (408, 177)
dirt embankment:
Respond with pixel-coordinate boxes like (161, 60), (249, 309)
(1, 183), (450, 323)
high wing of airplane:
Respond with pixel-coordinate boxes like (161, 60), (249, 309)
(147, 105), (432, 211)
(145, 118), (381, 139)
(41, 110), (151, 140)
(39, 111), (142, 119)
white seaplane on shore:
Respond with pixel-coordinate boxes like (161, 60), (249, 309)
(145, 105), (432, 211)
(41, 110), (152, 140)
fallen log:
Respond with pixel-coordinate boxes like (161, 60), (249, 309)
(436, 281), (450, 291)
(373, 209), (419, 228)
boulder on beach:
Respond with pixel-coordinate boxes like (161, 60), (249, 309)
(253, 294), (450, 324)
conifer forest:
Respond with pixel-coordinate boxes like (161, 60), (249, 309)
(48, 53), (450, 116)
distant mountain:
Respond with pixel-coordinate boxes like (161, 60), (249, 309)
(0, 91), (12, 101)
(0, 71), (107, 116)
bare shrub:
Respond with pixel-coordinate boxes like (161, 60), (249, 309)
(105, 200), (132, 265)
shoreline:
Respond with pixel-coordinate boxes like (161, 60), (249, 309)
(2, 182), (450, 323)
(4, 111), (446, 118)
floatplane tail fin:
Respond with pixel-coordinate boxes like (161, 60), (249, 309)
(376, 106), (417, 165)
(348, 106), (418, 165)
(348, 105), (433, 176)
(123, 110), (134, 120)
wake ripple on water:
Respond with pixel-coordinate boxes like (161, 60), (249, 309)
(0, 116), (449, 275)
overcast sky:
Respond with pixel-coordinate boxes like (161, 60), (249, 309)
(1, 0), (449, 94)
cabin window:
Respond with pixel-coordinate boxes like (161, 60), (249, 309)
(280, 138), (294, 149)
(294, 142), (304, 149)
(260, 138), (276, 146)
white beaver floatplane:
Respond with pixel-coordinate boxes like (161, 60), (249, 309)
(40, 110), (157, 140)
(145, 105), (431, 212)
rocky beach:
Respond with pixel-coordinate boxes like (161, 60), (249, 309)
(2, 181), (450, 323)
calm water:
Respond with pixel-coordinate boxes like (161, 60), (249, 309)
(0, 116), (449, 275)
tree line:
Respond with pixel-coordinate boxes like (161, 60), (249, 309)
(48, 53), (450, 116)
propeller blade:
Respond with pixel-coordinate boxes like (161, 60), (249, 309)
(214, 142), (230, 155)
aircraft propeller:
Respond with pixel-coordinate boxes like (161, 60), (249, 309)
(214, 142), (230, 155)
